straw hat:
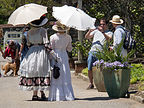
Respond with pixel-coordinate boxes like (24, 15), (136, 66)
(29, 15), (48, 27)
(52, 21), (70, 32)
(110, 15), (123, 24)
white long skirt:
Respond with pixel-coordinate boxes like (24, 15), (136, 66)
(19, 45), (51, 91)
(48, 50), (75, 101)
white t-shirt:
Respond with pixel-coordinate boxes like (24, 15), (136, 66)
(90, 29), (113, 51)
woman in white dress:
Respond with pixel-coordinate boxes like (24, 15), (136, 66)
(19, 16), (51, 101)
(48, 21), (75, 101)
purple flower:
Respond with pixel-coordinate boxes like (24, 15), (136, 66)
(129, 66), (133, 68)
(114, 69), (117, 71)
(118, 64), (124, 67)
(99, 59), (104, 64)
(93, 60), (99, 66)
(93, 59), (131, 69)
(105, 62), (113, 68)
(113, 61), (122, 66)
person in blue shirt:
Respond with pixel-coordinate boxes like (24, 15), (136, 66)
(109, 15), (127, 57)
(19, 27), (29, 62)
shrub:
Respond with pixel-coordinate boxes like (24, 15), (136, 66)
(82, 68), (88, 76)
(130, 77), (138, 84)
(130, 63), (144, 83)
(72, 39), (92, 58)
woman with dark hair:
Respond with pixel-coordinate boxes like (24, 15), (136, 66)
(19, 15), (51, 101)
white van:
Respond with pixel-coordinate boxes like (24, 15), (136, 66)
(3, 31), (22, 48)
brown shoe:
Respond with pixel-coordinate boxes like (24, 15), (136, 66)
(87, 84), (94, 90)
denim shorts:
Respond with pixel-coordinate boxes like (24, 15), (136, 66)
(87, 51), (98, 71)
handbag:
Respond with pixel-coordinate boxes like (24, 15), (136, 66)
(53, 64), (60, 79)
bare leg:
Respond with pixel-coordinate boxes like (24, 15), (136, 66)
(87, 70), (94, 89)
(33, 90), (38, 96)
(88, 70), (93, 85)
(32, 90), (39, 101)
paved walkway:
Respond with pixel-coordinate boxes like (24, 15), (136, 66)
(0, 55), (144, 108)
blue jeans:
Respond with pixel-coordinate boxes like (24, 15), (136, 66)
(87, 51), (98, 71)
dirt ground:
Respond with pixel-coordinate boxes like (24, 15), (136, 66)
(129, 82), (144, 99)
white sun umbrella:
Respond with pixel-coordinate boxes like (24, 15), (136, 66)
(8, 3), (47, 26)
(52, 5), (96, 31)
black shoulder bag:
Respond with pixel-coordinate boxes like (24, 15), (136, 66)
(53, 62), (60, 79)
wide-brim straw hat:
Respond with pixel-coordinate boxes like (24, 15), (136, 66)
(110, 15), (124, 24)
(52, 21), (70, 32)
(29, 15), (48, 27)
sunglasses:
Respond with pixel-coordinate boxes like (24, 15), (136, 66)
(100, 24), (106, 26)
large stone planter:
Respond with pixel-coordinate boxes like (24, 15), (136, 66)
(92, 66), (106, 92)
(102, 68), (130, 98)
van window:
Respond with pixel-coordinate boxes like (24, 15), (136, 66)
(8, 34), (10, 38)
(3, 31), (23, 49)
(18, 34), (20, 37)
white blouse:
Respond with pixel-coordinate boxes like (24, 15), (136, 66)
(50, 33), (72, 52)
(27, 27), (49, 45)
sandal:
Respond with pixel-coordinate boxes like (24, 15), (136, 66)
(86, 84), (94, 90)
(32, 95), (40, 101)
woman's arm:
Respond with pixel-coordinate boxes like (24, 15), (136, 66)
(66, 36), (72, 52)
(19, 43), (24, 57)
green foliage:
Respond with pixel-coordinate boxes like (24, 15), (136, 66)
(72, 39), (92, 58)
(82, 68), (88, 76)
(130, 77), (138, 84)
(0, 45), (4, 50)
(140, 76), (144, 81)
(83, 0), (144, 56)
(0, 0), (60, 24)
(95, 40), (135, 64)
(130, 63), (144, 84)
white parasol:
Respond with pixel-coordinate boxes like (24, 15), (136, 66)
(8, 3), (47, 26)
(52, 5), (96, 31)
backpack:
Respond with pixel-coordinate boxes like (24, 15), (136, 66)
(122, 28), (136, 50)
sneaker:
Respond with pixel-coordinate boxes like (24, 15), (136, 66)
(87, 84), (94, 90)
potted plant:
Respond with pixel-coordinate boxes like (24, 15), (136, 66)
(92, 60), (106, 92)
(93, 41), (135, 98)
